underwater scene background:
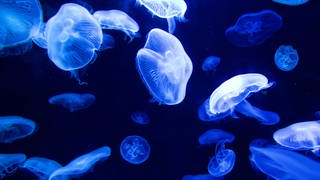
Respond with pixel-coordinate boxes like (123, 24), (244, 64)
(1, 0), (320, 179)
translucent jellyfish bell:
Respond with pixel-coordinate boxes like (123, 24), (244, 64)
(48, 93), (95, 112)
(182, 174), (222, 180)
(274, 45), (299, 71)
(120, 135), (151, 164)
(131, 112), (150, 125)
(272, 0), (309, 6)
(201, 56), (221, 72)
(198, 129), (235, 146)
(136, 28), (193, 105)
(0, 153), (26, 179)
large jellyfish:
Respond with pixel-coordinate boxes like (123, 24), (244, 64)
(136, 0), (187, 34)
(48, 93), (95, 112)
(49, 146), (111, 180)
(131, 112), (150, 125)
(0, 116), (36, 143)
(272, 0), (309, 6)
(202, 56), (221, 72)
(136, 28), (193, 105)
(120, 135), (151, 164)
(274, 45), (299, 71)
(0, 153), (26, 179)
(225, 10), (282, 47)
(198, 129), (235, 146)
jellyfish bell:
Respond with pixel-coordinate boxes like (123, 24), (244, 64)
(198, 129), (235, 146)
(0, 153), (27, 179)
(208, 148), (236, 177)
(272, 0), (309, 6)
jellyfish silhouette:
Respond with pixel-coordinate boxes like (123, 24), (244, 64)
(0, 116), (36, 143)
(136, 0), (187, 34)
(274, 45), (299, 71)
(182, 174), (222, 180)
(131, 112), (150, 125)
(225, 10), (282, 47)
(49, 146), (111, 180)
(120, 135), (151, 164)
(48, 93), (95, 112)
(136, 28), (193, 105)
(202, 56), (221, 72)
(272, 0), (309, 6)
(0, 153), (26, 179)
(198, 129), (235, 146)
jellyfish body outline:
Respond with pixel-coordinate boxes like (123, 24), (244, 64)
(274, 45), (299, 71)
(120, 135), (151, 164)
(272, 0), (309, 6)
(0, 153), (26, 179)
(48, 93), (96, 112)
(198, 129), (235, 146)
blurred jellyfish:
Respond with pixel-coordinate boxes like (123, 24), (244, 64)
(0, 116), (36, 143)
(48, 93), (95, 112)
(120, 135), (151, 164)
(198, 73), (273, 121)
(225, 10), (282, 47)
(315, 111), (320, 119)
(131, 112), (150, 125)
(202, 56), (221, 72)
(198, 129), (235, 146)
(93, 10), (139, 41)
(234, 100), (280, 125)
(274, 45), (299, 71)
(136, 28), (193, 105)
(49, 146), (111, 180)
(182, 174), (222, 180)
(249, 140), (320, 179)
(272, 0), (309, 6)
(136, 0), (187, 34)
(45, 3), (103, 71)
(0, 153), (26, 179)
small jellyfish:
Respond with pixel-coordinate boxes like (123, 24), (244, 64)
(274, 45), (299, 71)
(136, 28), (193, 105)
(234, 100), (280, 125)
(49, 146), (111, 180)
(272, 0), (309, 6)
(315, 111), (320, 119)
(93, 10), (139, 41)
(0, 116), (36, 143)
(225, 10), (282, 47)
(120, 135), (151, 164)
(48, 93), (95, 112)
(201, 56), (221, 72)
(136, 0), (187, 34)
(0, 153), (26, 179)
(131, 112), (150, 125)
(182, 174), (222, 180)
(198, 129), (235, 146)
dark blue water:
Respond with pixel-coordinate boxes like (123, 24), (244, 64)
(1, 0), (320, 179)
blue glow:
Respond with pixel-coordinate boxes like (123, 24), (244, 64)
(315, 111), (320, 119)
(202, 56), (221, 72)
(274, 45), (299, 71)
(198, 129), (235, 146)
(225, 10), (282, 47)
(272, 0), (309, 6)
(0, 116), (36, 143)
(49, 146), (111, 180)
(120, 135), (151, 164)
(208, 147), (236, 177)
(0, 153), (26, 179)
(182, 174), (222, 180)
(136, 28), (193, 105)
(48, 93), (95, 112)
(131, 112), (150, 125)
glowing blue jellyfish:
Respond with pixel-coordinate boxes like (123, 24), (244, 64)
(136, 28), (193, 105)
(93, 10), (139, 41)
(120, 135), (151, 164)
(274, 45), (299, 71)
(198, 129), (235, 146)
(315, 111), (320, 119)
(49, 146), (111, 180)
(249, 140), (320, 180)
(202, 56), (221, 72)
(272, 0), (309, 6)
(131, 112), (150, 125)
(0, 153), (26, 179)
(182, 174), (222, 180)
(225, 10), (282, 47)
(136, 0), (187, 34)
(48, 93), (95, 112)
(198, 73), (273, 121)
(45, 3), (103, 71)
(234, 100), (280, 125)
(0, 116), (36, 143)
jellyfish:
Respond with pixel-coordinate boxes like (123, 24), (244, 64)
(249, 140), (320, 179)
(202, 56), (221, 72)
(234, 100), (280, 125)
(225, 10), (282, 47)
(0, 153), (26, 179)
(48, 93), (95, 112)
(272, 0), (309, 6)
(198, 73), (273, 121)
(131, 112), (150, 125)
(49, 146), (111, 180)
(182, 174), (222, 180)
(274, 45), (299, 71)
(120, 135), (151, 164)
(136, 0), (187, 34)
(32, 22), (47, 49)
(0, 116), (36, 143)
(93, 10), (139, 41)
(0, 0), (42, 56)
(315, 111), (320, 119)
(198, 129), (235, 146)
(136, 28), (193, 105)
(45, 3), (103, 71)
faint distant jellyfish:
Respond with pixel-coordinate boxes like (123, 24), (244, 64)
(198, 129), (235, 146)
(182, 174), (222, 180)
(0, 153), (26, 179)
(0, 116), (36, 143)
(225, 10), (282, 47)
(315, 111), (320, 119)
(131, 112), (150, 125)
(201, 56), (221, 72)
(120, 135), (151, 164)
(272, 0), (309, 6)
(274, 45), (299, 71)
(136, 0), (187, 34)
(49, 146), (111, 180)
(136, 28), (193, 105)
(48, 93), (95, 112)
